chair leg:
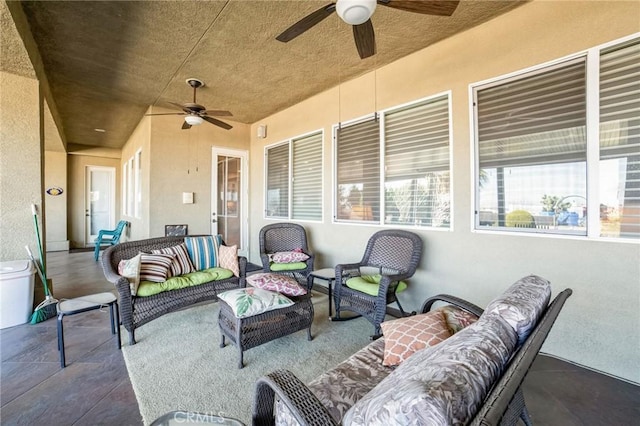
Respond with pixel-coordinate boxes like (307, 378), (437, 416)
(396, 298), (407, 317)
(128, 330), (136, 346)
(109, 301), (122, 350)
(57, 313), (66, 368)
(94, 243), (100, 261)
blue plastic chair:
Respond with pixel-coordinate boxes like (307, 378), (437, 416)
(94, 220), (128, 261)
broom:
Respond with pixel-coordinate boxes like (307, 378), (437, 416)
(28, 204), (58, 323)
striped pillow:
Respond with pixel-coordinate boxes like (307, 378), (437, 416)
(139, 253), (175, 283)
(184, 235), (222, 271)
(151, 243), (195, 276)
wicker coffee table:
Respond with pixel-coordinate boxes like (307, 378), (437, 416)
(218, 294), (314, 368)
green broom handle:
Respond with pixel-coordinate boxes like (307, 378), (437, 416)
(31, 204), (49, 295)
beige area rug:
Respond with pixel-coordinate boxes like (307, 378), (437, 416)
(122, 292), (372, 425)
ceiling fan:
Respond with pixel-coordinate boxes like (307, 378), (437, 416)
(147, 78), (233, 130)
(276, 0), (460, 59)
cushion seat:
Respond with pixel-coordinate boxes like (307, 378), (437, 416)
(346, 274), (407, 296)
(136, 267), (234, 297)
(269, 261), (307, 272)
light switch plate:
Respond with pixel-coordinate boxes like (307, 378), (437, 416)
(182, 192), (194, 204)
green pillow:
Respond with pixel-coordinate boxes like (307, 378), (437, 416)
(270, 262), (307, 272)
(345, 274), (407, 296)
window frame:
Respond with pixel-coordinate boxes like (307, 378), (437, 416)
(470, 33), (640, 243)
(263, 129), (324, 223)
(332, 92), (454, 230)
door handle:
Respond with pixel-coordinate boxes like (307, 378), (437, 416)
(212, 219), (217, 223)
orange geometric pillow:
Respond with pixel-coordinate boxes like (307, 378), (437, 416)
(381, 310), (452, 366)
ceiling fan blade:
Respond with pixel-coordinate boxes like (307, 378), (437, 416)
(145, 112), (185, 116)
(276, 3), (336, 42)
(378, 0), (460, 16)
(353, 20), (376, 59)
(181, 121), (191, 130)
(169, 101), (192, 114)
(202, 115), (233, 130)
(204, 110), (233, 117)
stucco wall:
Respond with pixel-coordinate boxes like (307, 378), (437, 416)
(247, 1), (640, 382)
(44, 150), (68, 251)
(0, 71), (43, 261)
(146, 111), (250, 237)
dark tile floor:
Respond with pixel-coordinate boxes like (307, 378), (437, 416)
(1, 250), (639, 425)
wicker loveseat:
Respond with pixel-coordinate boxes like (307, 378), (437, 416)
(254, 275), (572, 426)
(102, 235), (247, 345)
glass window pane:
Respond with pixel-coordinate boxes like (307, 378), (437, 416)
(476, 60), (587, 235)
(384, 96), (451, 227)
(599, 40), (640, 239)
(336, 119), (380, 222)
(292, 132), (322, 221)
(266, 143), (289, 218)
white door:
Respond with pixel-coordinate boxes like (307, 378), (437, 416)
(86, 166), (116, 247)
(212, 148), (248, 257)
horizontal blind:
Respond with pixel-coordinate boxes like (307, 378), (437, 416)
(384, 96), (451, 227)
(336, 119), (380, 222)
(600, 40), (640, 238)
(477, 60), (587, 168)
(292, 132), (322, 221)
(385, 96), (449, 178)
(266, 143), (289, 218)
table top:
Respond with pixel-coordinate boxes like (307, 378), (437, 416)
(309, 268), (336, 280)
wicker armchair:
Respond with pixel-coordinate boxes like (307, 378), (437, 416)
(333, 229), (423, 338)
(259, 223), (314, 284)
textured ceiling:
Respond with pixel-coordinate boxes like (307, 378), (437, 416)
(3, 0), (526, 149)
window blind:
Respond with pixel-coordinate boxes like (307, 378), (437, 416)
(600, 40), (640, 238)
(266, 143), (289, 218)
(336, 119), (380, 222)
(292, 132), (322, 221)
(384, 96), (451, 227)
(477, 60), (587, 168)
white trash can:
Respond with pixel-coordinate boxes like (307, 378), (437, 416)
(0, 260), (36, 329)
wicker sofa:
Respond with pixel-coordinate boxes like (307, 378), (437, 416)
(101, 235), (247, 345)
(253, 275), (572, 425)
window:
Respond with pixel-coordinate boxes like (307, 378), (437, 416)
(335, 94), (452, 228)
(473, 37), (639, 240)
(122, 149), (142, 218)
(265, 131), (322, 221)
(336, 117), (380, 222)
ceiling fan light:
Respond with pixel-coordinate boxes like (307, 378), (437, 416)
(184, 115), (204, 126)
(336, 0), (376, 25)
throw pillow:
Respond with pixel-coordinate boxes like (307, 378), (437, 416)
(438, 305), (480, 334)
(151, 243), (195, 277)
(247, 273), (307, 297)
(271, 251), (310, 264)
(380, 310), (452, 366)
(184, 235), (222, 271)
(139, 253), (175, 283)
(218, 244), (240, 277)
(218, 287), (294, 318)
(117, 253), (141, 296)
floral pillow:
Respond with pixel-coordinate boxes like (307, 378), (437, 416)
(271, 251), (310, 264)
(381, 310), (452, 366)
(218, 244), (240, 277)
(118, 253), (141, 295)
(218, 287), (294, 318)
(247, 273), (307, 296)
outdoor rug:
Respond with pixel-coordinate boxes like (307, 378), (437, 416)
(121, 292), (372, 425)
